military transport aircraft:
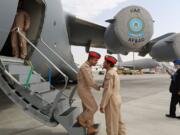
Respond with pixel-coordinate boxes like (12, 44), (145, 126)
(117, 54), (160, 70)
(0, 0), (179, 135)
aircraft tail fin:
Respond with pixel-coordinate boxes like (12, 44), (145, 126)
(117, 54), (123, 63)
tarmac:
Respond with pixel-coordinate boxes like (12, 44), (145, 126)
(0, 74), (180, 135)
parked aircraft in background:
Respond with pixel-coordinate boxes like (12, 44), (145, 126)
(117, 54), (160, 70)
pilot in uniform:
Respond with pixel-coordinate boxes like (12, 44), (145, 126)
(166, 59), (180, 118)
(77, 51), (101, 135)
(100, 55), (126, 135)
(11, 1), (30, 59)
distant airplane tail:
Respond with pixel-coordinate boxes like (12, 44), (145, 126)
(117, 54), (123, 63)
(117, 54), (123, 68)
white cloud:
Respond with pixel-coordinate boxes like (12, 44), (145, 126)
(61, 0), (127, 19)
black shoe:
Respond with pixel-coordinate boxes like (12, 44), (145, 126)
(165, 114), (177, 118)
(176, 116), (180, 119)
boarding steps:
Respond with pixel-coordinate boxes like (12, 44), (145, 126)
(0, 56), (99, 135)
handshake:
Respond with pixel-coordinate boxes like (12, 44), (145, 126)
(97, 85), (103, 91)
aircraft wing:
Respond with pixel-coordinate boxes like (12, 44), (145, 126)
(65, 14), (106, 51)
(65, 13), (176, 61)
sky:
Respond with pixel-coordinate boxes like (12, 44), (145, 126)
(61, 0), (180, 64)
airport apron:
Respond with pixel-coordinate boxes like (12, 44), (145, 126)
(100, 68), (126, 135)
(77, 62), (99, 126)
(11, 10), (30, 58)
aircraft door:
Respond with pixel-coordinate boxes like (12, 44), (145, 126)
(0, 0), (18, 51)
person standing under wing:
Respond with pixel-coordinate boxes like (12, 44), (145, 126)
(77, 51), (101, 135)
(100, 55), (127, 135)
(166, 59), (180, 119)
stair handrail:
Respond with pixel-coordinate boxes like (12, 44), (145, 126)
(16, 28), (77, 116)
(40, 38), (78, 74)
(40, 38), (78, 106)
(16, 27), (68, 89)
(16, 28), (72, 116)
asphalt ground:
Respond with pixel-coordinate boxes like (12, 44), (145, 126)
(0, 74), (180, 135)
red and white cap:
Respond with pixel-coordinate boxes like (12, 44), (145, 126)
(105, 55), (117, 65)
(89, 51), (101, 59)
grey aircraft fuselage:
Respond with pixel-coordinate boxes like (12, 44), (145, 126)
(0, 0), (78, 80)
(118, 58), (159, 70)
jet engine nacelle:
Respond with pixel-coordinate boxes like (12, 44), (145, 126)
(149, 33), (180, 61)
(104, 6), (154, 55)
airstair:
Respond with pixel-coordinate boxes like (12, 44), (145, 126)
(0, 28), (99, 135)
